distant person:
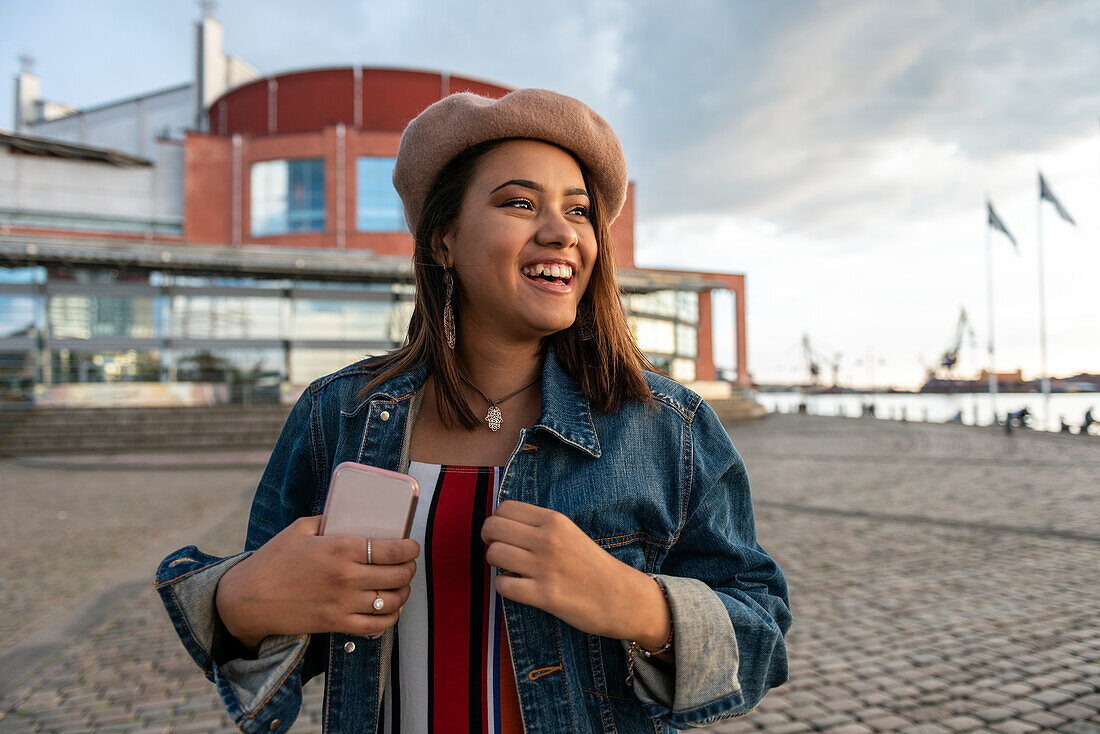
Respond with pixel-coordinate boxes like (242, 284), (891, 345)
(948, 409), (963, 424)
(1083, 407), (1097, 436)
(1005, 407), (1030, 434)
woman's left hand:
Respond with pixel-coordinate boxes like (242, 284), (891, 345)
(481, 500), (670, 647)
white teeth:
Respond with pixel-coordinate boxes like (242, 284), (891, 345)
(522, 263), (573, 279)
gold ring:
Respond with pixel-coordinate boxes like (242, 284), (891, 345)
(373, 591), (385, 613)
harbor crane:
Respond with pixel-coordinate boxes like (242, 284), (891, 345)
(938, 307), (976, 378)
(802, 333), (842, 389)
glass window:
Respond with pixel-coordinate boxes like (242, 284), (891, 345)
(290, 348), (379, 384)
(629, 291), (677, 318)
(49, 295), (156, 339)
(175, 348), (286, 383)
(671, 358), (696, 383)
(0, 267), (46, 284)
(292, 299), (395, 341)
(0, 351), (36, 400)
(52, 348), (162, 383)
(169, 296), (283, 340)
(676, 324), (697, 358)
(676, 291), (699, 323)
(356, 157), (406, 232)
(0, 296), (37, 339)
(251, 159), (325, 236)
(631, 316), (676, 354)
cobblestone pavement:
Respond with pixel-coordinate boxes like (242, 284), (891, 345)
(0, 415), (1097, 733)
(0, 456), (263, 655)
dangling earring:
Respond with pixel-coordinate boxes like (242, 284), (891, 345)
(443, 269), (456, 350)
(574, 301), (596, 340)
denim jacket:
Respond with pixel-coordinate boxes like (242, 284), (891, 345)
(155, 347), (791, 733)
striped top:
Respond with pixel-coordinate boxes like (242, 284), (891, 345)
(379, 462), (524, 734)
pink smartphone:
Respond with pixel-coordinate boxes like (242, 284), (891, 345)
(318, 461), (420, 540)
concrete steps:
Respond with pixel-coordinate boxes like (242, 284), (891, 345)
(0, 405), (293, 456)
(0, 393), (767, 457)
(707, 396), (768, 424)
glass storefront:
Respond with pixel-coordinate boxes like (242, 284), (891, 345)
(0, 263), (723, 401)
(250, 158), (326, 236)
(0, 266), (415, 398)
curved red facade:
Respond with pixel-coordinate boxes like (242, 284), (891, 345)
(208, 68), (513, 138)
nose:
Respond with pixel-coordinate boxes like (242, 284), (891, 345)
(533, 208), (579, 249)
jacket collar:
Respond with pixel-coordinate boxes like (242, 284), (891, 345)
(362, 345), (601, 459)
(534, 345), (602, 458)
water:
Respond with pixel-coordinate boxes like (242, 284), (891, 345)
(755, 390), (1100, 434)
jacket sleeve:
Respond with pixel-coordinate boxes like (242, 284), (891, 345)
(153, 387), (326, 734)
(623, 398), (792, 729)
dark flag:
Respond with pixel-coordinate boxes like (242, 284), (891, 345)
(986, 200), (1017, 251)
(1039, 172), (1076, 226)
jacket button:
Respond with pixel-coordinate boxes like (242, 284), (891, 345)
(344, 641), (356, 653)
(269, 720), (281, 731)
(379, 410), (391, 421)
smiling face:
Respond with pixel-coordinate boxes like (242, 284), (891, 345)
(439, 139), (598, 346)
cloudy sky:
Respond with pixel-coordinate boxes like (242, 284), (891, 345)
(3, 0), (1097, 388)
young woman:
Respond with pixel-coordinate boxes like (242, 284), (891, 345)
(156, 89), (791, 734)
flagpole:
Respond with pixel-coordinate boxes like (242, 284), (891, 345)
(985, 220), (997, 424)
(1037, 188), (1051, 429)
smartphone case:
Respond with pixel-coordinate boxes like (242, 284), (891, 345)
(318, 461), (420, 540)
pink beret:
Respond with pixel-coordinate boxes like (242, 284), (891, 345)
(392, 88), (628, 233)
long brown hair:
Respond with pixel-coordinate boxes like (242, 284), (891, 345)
(359, 138), (652, 429)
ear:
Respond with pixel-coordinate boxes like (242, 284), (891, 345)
(431, 229), (454, 268)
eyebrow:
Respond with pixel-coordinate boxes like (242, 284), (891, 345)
(490, 179), (589, 198)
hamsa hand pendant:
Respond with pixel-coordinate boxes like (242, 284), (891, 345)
(486, 405), (503, 432)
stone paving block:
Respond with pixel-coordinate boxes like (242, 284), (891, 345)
(821, 725), (873, 734)
(786, 704), (830, 720)
(860, 714), (914, 731)
(1055, 703), (1100, 721)
(1021, 710), (1067, 728)
(990, 720), (1041, 733)
(1054, 723), (1100, 734)
(898, 725), (951, 734)
(809, 713), (859, 730)
(1006, 698), (1045, 715)
(937, 715), (983, 732)
(763, 723), (813, 734)
(1031, 688), (1077, 706)
(972, 705), (1016, 723)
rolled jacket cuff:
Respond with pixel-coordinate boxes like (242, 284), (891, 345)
(621, 574), (745, 728)
(154, 546), (310, 732)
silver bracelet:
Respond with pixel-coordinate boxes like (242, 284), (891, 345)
(625, 574), (674, 686)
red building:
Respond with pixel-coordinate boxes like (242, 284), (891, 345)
(186, 67), (748, 386)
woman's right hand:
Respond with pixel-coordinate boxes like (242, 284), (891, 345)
(215, 515), (420, 651)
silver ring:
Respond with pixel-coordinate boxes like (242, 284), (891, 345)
(366, 538), (373, 565)
(373, 591), (385, 613)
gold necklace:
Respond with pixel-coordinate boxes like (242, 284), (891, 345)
(456, 372), (540, 432)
